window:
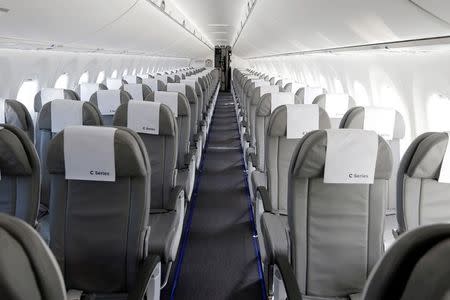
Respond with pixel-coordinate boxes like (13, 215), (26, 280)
(96, 71), (105, 84)
(353, 81), (370, 106)
(78, 71), (89, 84)
(111, 70), (118, 79)
(17, 79), (39, 114)
(122, 69), (128, 77)
(427, 93), (450, 132)
(139, 67), (144, 75)
(54, 73), (69, 89)
(132, 68), (137, 76)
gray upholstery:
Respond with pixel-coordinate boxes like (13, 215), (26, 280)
(363, 224), (450, 300)
(0, 213), (66, 300)
(396, 132), (450, 234)
(287, 130), (392, 298)
(313, 94), (356, 128)
(75, 83), (107, 102)
(36, 100), (103, 217)
(47, 127), (152, 294)
(113, 102), (184, 263)
(121, 84), (152, 100)
(340, 106), (406, 212)
(89, 90), (131, 126)
(0, 125), (40, 226)
(34, 89), (79, 113)
(2, 99), (34, 141)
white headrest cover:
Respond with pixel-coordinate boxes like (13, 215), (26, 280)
(123, 75), (137, 84)
(97, 90), (121, 115)
(106, 78), (123, 90)
(167, 83), (186, 94)
(41, 88), (65, 107)
(303, 87), (324, 104)
(324, 94), (350, 118)
(254, 81), (270, 88)
(154, 91), (178, 117)
(324, 129), (378, 184)
(80, 83), (100, 102)
(127, 101), (160, 135)
(0, 99), (5, 123)
(142, 78), (158, 92)
(259, 85), (279, 97)
(363, 107), (396, 141)
(64, 126), (117, 182)
(180, 80), (196, 90)
(51, 100), (83, 133)
(123, 84), (143, 101)
(271, 92), (295, 112)
(286, 104), (319, 139)
(156, 75), (168, 84)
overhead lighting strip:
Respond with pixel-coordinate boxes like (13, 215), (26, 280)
(232, 0), (258, 48)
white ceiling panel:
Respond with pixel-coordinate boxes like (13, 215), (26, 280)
(172, 0), (247, 45)
(234, 0), (450, 58)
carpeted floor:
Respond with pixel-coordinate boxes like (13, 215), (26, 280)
(167, 92), (264, 300)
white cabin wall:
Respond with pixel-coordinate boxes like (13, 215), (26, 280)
(0, 48), (190, 101)
(246, 50), (450, 152)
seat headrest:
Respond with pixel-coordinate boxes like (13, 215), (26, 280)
(37, 100), (103, 130)
(106, 78), (125, 90)
(142, 78), (166, 92)
(266, 104), (331, 137)
(0, 125), (36, 176)
(47, 127), (148, 177)
(0, 213), (66, 300)
(122, 75), (142, 84)
(290, 130), (392, 180)
(89, 90), (131, 115)
(113, 102), (177, 136)
(340, 106), (406, 140)
(34, 88), (79, 112)
(78, 83), (108, 102)
(256, 93), (301, 117)
(121, 84), (152, 101)
(145, 91), (190, 117)
(404, 132), (448, 179)
(313, 93), (356, 118)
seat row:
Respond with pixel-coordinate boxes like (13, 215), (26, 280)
(0, 67), (220, 299)
(231, 68), (450, 299)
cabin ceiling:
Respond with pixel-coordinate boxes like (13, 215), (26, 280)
(234, 0), (450, 58)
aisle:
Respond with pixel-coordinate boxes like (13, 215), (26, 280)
(169, 92), (264, 300)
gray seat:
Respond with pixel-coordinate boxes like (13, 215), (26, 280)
(121, 83), (152, 101)
(76, 83), (107, 102)
(106, 78), (126, 90)
(90, 90), (131, 125)
(145, 91), (196, 201)
(313, 93), (356, 128)
(340, 106), (406, 213)
(0, 125), (40, 226)
(0, 213), (66, 300)
(35, 100), (103, 241)
(180, 79), (206, 148)
(34, 88), (79, 113)
(47, 126), (161, 299)
(255, 104), (331, 267)
(295, 86), (326, 104)
(363, 223), (450, 300)
(142, 78), (167, 92)
(396, 132), (450, 235)
(113, 102), (185, 288)
(265, 130), (392, 300)
(0, 99), (34, 141)
(123, 75), (143, 84)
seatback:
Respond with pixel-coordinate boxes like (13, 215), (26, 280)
(106, 78), (125, 90)
(180, 79), (204, 126)
(142, 78), (167, 92)
(76, 83), (108, 102)
(0, 99), (34, 141)
(396, 132), (450, 233)
(167, 83), (199, 141)
(122, 75), (143, 84)
(363, 224), (450, 300)
(34, 88), (79, 113)
(265, 105), (331, 213)
(145, 91), (191, 169)
(340, 106), (406, 212)
(0, 125), (40, 225)
(89, 90), (131, 125)
(288, 130), (392, 297)
(47, 126), (150, 293)
(36, 100), (103, 211)
(0, 213), (66, 300)
(121, 83), (152, 101)
(254, 93), (302, 171)
(248, 85), (280, 144)
(295, 86), (325, 104)
(113, 102), (178, 211)
(313, 93), (356, 128)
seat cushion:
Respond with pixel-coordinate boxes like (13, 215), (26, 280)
(261, 212), (289, 263)
(149, 210), (182, 262)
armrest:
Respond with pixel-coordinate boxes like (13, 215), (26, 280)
(249, 152), (258, 168)
(128, 255), (161, 300)
(168, 185), (185, 211)
(184, 151), (196, 168)
(240, 120), (248, 128)
(275, 255), (302, 300)
(199, 120), (206, 127)
(244, 132), (251, 143)
(257, 186), (272, 212)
